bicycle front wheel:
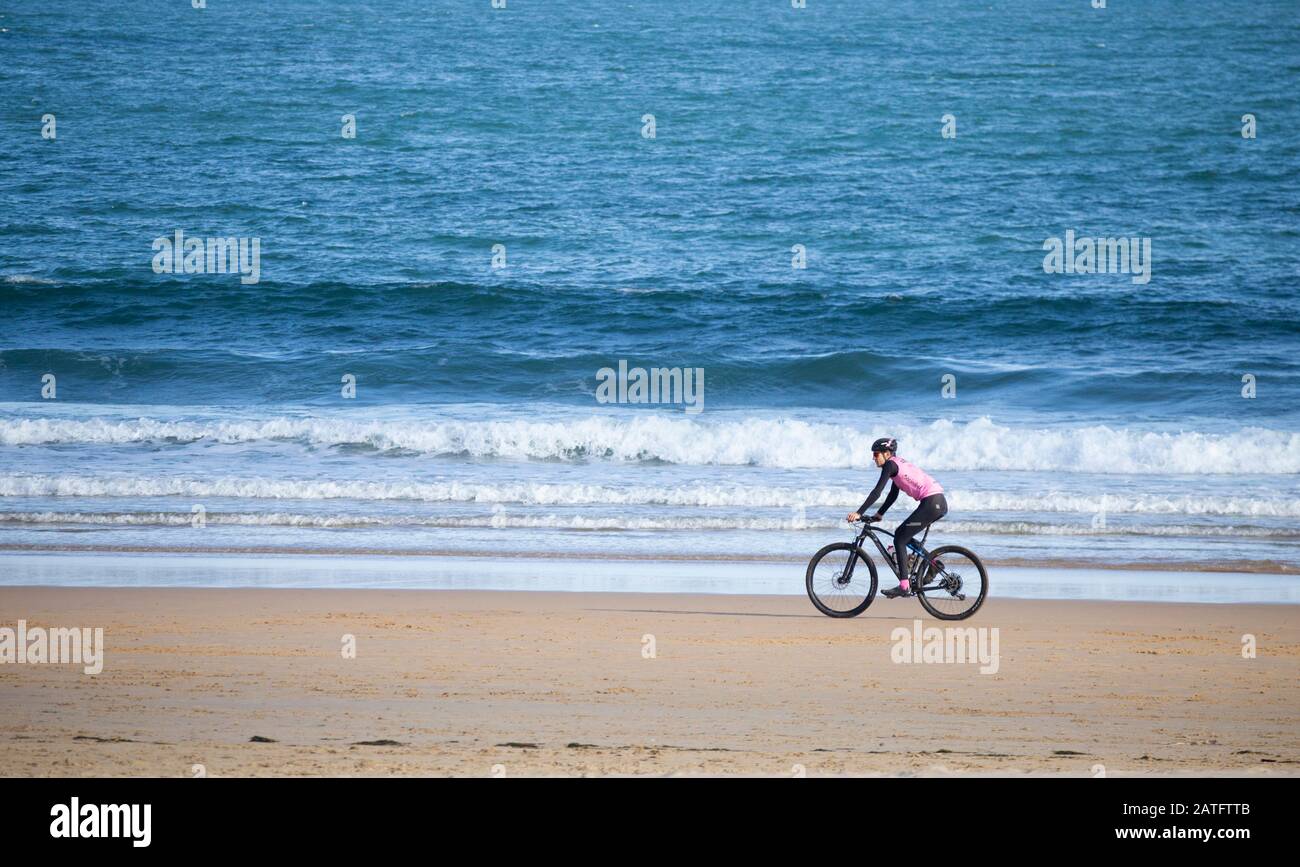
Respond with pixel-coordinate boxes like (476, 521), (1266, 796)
(806, 542), (878, 618)
(916, 545), (988, 621)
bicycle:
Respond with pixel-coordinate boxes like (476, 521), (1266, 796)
(805, 517), (988, 620)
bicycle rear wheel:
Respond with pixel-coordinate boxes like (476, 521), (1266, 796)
(806, 542), (878, 618)
(915, 545), (988, 621)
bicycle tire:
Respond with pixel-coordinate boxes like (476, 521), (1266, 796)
(806, 542), (878, 618)
(916, 544), (988, 621)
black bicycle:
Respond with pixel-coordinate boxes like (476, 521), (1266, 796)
(805, 518), (988, 620)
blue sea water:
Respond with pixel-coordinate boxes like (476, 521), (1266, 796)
(1, 1), (1298, 588)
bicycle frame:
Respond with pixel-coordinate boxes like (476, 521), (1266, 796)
(849, 521), (939, 585)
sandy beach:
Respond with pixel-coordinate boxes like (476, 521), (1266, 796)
(2, 584), (1297, 777)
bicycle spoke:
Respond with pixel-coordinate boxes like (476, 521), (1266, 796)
(808, 547), (872, 615)
(916, 549), (986, 619)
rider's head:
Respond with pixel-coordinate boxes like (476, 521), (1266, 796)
(871, 437), (897, 466)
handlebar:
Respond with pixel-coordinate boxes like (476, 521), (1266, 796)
(851, 520), (900, 547)
(850, 517), (895, 540)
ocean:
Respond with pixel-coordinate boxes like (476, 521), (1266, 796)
(2, 1), (1298, 595)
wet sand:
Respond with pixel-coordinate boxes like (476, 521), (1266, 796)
(0, 542), (1294, 574)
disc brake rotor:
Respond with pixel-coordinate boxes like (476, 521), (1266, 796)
(945, 572), (963, 595)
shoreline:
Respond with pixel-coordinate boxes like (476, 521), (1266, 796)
(2, 587), (1296, 777)
(1, 543), (1295, 576)
(0, 582), (1294, 608)
(3, 549), (1299, 606)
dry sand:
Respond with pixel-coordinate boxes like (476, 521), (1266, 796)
(1, 586), (1296, 777)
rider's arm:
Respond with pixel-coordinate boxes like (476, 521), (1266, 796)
(856, 460), (899, 515)
(876, 483), (899, 517)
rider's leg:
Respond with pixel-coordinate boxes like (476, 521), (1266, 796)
(892, 494), (948, 591)
(891, 509), (925, 591)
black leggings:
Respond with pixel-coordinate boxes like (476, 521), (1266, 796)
(894, 494), (948, 581)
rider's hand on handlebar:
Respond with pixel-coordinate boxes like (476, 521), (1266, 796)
(845, 512), (860, 523)
(867, 513), (882, 523)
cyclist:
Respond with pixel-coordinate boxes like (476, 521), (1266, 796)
(846, 437), (948, 598)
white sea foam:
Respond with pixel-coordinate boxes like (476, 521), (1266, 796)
(1, 414), (1298, 474)
(0, 510), (1293, 538)
(1, 474), (1297, 517)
